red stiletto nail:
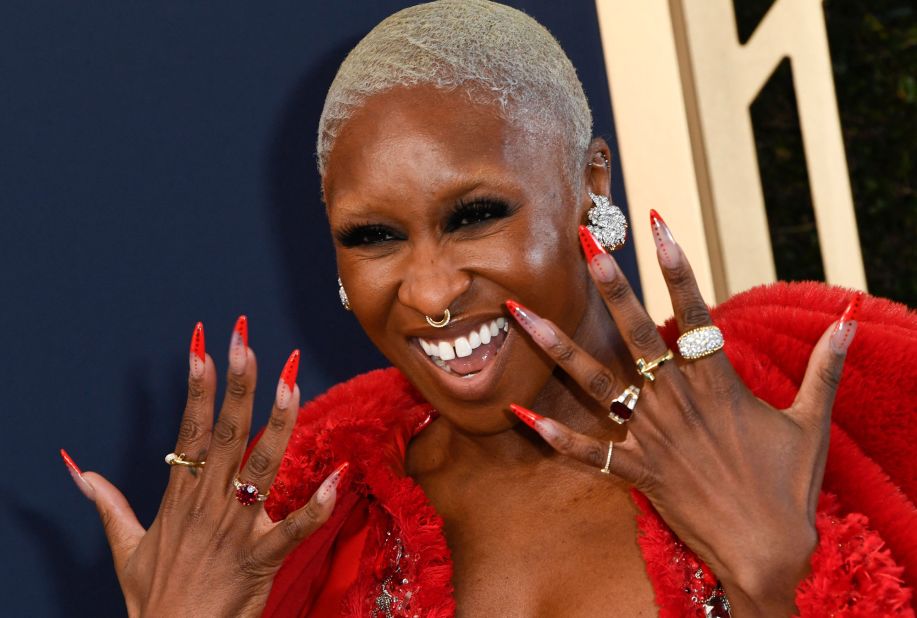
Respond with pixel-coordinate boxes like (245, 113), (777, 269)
(189, 322), (206, 379)
(506, 300), (558, 346)
(317, 461), (350, 506)
(831, 292), (863, 354)
(229, 315), (248, 375)
(578, 225), (606, 261)
(510, 403), (544, 430)
(60, 448), (95, 501)
(275, 349), (301, 410)
(650, 209), (679, 268)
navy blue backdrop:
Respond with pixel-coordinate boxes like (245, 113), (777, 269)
(0, 2), (637, 615)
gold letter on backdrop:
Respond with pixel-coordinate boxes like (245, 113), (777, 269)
(596, 0), (866, 321)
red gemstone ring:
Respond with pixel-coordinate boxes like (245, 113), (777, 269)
(232, 478), (269, 506)
(608, 385), (640, 424)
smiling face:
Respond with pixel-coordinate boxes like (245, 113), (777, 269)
(323, 86), (594, 434)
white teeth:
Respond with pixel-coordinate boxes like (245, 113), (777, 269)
(468, 330), (481, 349)
(419, 339), (431, 355)
(479, 323), (491, 344)
(489, 321), (499, 337)
(438, 341), (456, 361)
(496, 317), (506, 329)
(455, 337), (472, 358)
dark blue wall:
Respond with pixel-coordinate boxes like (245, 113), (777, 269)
(0, 2), (636, 615)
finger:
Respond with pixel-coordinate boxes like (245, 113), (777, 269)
(790, 294), (862, 513)
(203, 320), (260, 489)
(82, 470), (145, 575)
(510, 404), (642, 485)
(506, 300), (629, 413)
(255, 462), (349, 567)
(789, 293), (862, 432)
(578, 226), (673, 379)
(236, 351), (301, 500)
(171, 322), (217, 480)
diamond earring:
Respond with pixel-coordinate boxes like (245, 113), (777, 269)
(586, 192), (627, 251)
(338, 277), (351, 311)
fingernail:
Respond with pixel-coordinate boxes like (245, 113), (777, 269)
(189, 322), (206, 379)
(578, 225), (606, 261)
(316, 461), (349, 506)
(509, 403), (561, 441)
(228, 315), (248, 375)
(830, 292), (863, 354)
(275, 349), (300, 410)
(650, 209), (680, 268)
(505, 300), (558, 347)
(60, 448), (95, 501)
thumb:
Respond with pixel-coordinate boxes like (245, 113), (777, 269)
(789, 293), (862, 431)
(81, 470), (146, 574)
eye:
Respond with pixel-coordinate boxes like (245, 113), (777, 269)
(444, 199), (513, 233)
(336, 224), (401, 247)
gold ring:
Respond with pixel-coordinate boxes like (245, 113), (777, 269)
(609, 385), (640, 424)
(635, 349), (674, 382)
(425, 309), (451, 328)
(677, 325), (724, 360)
(233, 478), (269, 506)
(600, 441), (614, 474)
(165, 452), (205, 467)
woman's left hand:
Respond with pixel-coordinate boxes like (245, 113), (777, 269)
(506, 216), (861, 617)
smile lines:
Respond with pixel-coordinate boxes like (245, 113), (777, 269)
(418, 317), (508, 361)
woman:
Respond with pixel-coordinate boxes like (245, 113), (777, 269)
(61, 1), (916, 615)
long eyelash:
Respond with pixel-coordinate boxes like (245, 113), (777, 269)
(445, 198), (517, 231)
(336, 223), (399, 247)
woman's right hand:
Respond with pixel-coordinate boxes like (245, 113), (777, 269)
(62, 317), (348, 617)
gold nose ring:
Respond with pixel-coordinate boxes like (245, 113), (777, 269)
(425, 309), (451, 328)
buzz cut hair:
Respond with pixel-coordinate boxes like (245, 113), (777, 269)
(316, 0), (593, 181)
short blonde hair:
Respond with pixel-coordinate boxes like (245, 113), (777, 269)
(317, 0), (593, 180)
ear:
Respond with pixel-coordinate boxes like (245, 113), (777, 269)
(579, 138), (612, 222)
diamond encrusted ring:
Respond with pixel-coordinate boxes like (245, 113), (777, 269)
(232, 478), (269, 506)
(677, 325), (725, 360)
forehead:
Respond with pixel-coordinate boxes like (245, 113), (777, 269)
(322, 86), (564, 209)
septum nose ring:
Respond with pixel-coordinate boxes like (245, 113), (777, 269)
(425, 309), (452, 328)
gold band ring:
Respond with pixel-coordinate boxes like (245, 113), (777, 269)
(677, 325), (725, 360)
(635, 349), (674, 382)
(425, 309), (451, 328)
(165, 452), (205, 468)
(600, 441), (614, 474)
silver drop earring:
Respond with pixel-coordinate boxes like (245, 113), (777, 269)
(586, 192), (627, 251)
(338, 277), (351, 311)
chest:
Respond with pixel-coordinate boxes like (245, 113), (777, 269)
(437, 476), (658, 617)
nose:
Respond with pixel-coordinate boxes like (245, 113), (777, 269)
(397, 244), (472, 320)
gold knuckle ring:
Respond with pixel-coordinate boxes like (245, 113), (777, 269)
(164, 452), (205, 468)
(635, 349), (674, 382)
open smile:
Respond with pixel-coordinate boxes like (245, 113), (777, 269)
(410, 315), (513, 401)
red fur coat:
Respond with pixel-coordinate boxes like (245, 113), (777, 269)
(260, 283), (916, 616)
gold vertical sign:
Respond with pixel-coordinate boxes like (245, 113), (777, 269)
(595, 0), (866, 321)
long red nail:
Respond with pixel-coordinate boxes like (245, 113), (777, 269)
(510, 403), (544, 429)
(506, 300), (559, 347)
(229, 315), (248, 375)
(60, 448), (95, 501)
(578, 225), (606, 261)
(189, 322), (206, 379)
(831, 293), (863, 354)
(276, 349), (301, 410)
(316, 461), (350, 506)
(650, 210), (679, 268)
